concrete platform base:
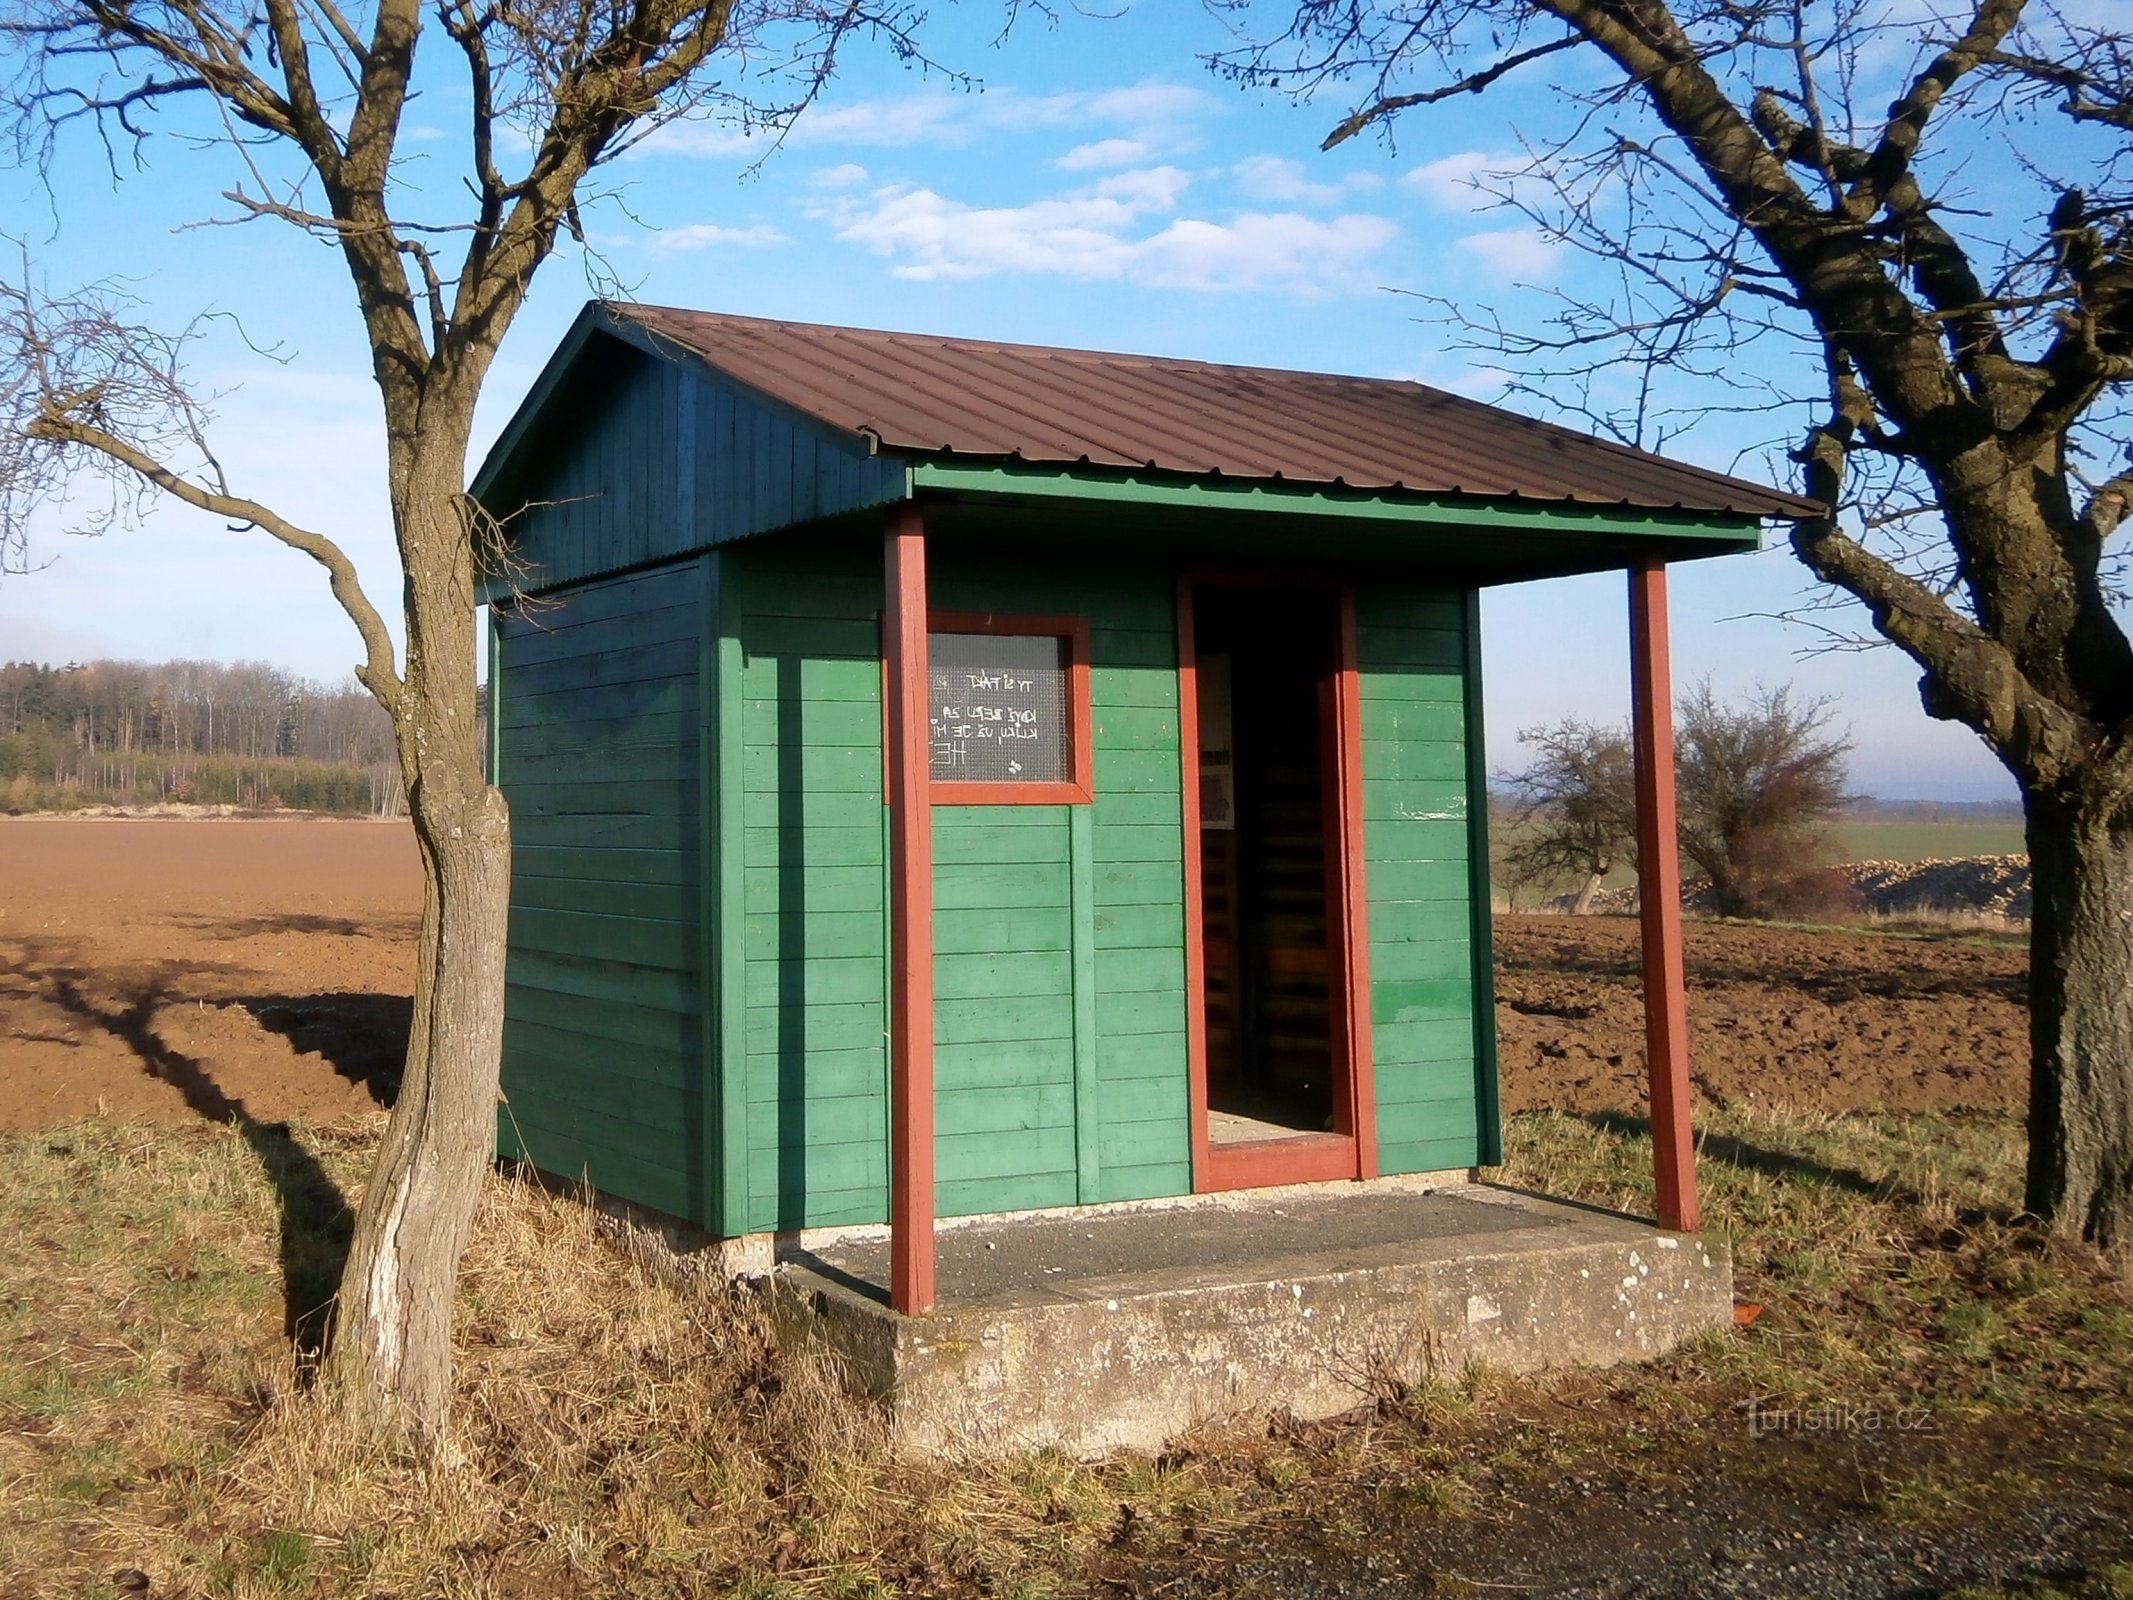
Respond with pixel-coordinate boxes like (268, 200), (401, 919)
(772, 1183), (1734, 1457)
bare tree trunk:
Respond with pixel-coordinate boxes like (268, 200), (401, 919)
(1571, 871), (1604, 916)
(324, 443), (511, 1438)
(2024, 792), (2133, 1252)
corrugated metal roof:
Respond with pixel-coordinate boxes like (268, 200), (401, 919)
(610, 303), (1820, 520)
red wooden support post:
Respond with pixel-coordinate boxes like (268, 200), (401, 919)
(1628, 554), (1699, 1233)
(884, 503), (936, 1313)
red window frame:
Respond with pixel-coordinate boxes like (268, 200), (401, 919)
(923, 610), (1093, 805)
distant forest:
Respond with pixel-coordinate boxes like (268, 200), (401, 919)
(0, 659), (409, 815)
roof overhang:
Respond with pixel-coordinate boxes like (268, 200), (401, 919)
(906, 458), (1764, 583)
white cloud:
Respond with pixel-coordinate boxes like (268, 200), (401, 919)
(1455, 226), (1562, 280)
(651, 222), (789, 254)
(784, 90), (974, 147)
(822, 169), (1394, 293)
(1231, 154), (1382, 205)
(1072, 83), (1215, 134)
(1091, 165), (1194, 210)
(810, 162), (871, 189)
(827, 185), (1158, 281)
(640, 80), (1218, 159)
(1058, 138), (1151, 172)
(1405, 150), (1524, 211)
(636, 120), (752, 158)
(1135, 213), (1399, 292)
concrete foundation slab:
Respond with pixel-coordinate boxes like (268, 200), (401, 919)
(773, 1184), (1733, 1457)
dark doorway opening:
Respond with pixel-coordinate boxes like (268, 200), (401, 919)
(1190, 584), (1344, 1147)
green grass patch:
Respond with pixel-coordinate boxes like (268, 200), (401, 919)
(1834, 820), (2027, 862)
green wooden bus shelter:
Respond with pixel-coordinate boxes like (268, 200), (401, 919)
(473, 302), (1816, 1314)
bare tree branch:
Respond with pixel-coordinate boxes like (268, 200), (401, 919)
(0, 268), (404, 710)
(1320, 32), (1578, 149)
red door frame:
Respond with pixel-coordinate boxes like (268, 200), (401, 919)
(1177, 570), (1376, 1193)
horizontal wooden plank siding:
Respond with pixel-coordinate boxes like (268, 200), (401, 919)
(734, 539), (1198, 1228)
(737, 539), (890, 1232)
(931, 801), (1080, 1212)
(496, 560), (709, 1224)
(1356, 583), (1489, 1175)
(930, 557), (1192, 1207)
(482, 340), (909, 596)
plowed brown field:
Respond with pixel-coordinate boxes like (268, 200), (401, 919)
(0, 820), (2033, 1129)
(0, 819), (418, 1129)
(1496, 914), (2030, 1115)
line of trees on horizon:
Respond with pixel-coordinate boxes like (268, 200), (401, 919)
(0, 657), (408, 815)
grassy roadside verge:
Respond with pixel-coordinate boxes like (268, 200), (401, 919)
(3, 1108), (2128, 1598)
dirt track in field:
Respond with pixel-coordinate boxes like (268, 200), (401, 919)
(0, 821), (2032, 1130)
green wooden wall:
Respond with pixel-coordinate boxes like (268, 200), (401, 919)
(1356, 584), (1499, 1174)
(929, 558), (1193, 1214)
(491, 536), (1495, 1237)
(732, 540), (1191, 1233)
(734, 540), (889, 1231)
(493, 561), (709, 1222)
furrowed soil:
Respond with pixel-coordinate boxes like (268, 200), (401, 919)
(1496, 914), (2030, 1116)
(0, 820), (2033, 1130)
(0, 819), (418, 1130)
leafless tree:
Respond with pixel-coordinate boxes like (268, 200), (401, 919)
(1218, 0), (2133, 1250)
(1674, 681), (1852, 919)
(0, 0), (955, 1442)
(1498, 687), (1849, 917)
(1497, 717), (1636, 912)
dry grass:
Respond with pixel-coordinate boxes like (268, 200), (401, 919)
(3, 1108), (2129, 1597)
(0, 1122), (1132, 1598)
(1846, 904), (2029, 936)
(1495, 1105), (2133, 1420)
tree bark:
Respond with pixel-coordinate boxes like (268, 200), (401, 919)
(2024, 791), (2133, 1252)
(324, 437), (511, 1438)
(1571, 871), (1604, 916)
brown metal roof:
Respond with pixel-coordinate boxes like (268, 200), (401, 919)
(611, 303), (1820, 520)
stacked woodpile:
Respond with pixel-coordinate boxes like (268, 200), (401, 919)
(1844, 856), (2031, 919)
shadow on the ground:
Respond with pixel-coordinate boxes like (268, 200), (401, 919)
(1582, 1107), (1894, 1199)
(236, 993), (408, 1106)
(1573, 1109), (2017, 1224)
(33, 959), (359, 1366)
(169, 911), (420, 941)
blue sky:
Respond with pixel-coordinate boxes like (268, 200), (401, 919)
(0, 2), (2016, 800)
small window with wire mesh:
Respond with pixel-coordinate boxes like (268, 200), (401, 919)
(923, 614), (1092, 803)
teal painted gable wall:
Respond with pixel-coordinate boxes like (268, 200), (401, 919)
(478, 333), (908, 600)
